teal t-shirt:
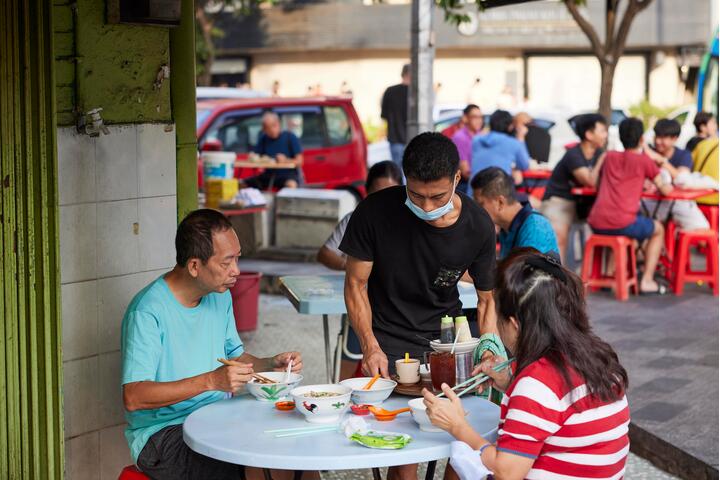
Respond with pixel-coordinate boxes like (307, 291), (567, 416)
(499, 204), (559, 259)
(121, 276), (244, 462)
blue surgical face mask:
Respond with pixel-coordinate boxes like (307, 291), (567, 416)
(405, 181), (457, 221)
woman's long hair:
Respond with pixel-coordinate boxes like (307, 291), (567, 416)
(496, 249), (628, 402)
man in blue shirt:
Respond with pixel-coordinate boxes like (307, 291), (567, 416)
(470, 110), (530, 193)
(646, 118), (710, 231)
(471, 167), (559, 259)
(243, 111), (303, 190)
(121, 209), (303, 479)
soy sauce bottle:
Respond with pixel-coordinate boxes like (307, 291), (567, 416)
(440, 315), (455, 344)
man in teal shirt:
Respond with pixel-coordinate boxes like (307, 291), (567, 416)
(122, 209), (302, 479)
(471, 167), (559, 260)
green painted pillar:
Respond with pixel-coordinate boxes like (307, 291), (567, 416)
(171, 0), (199, 222)
(0, 0), (64, 478)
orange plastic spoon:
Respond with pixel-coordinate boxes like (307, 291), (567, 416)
(368, 406), (411, 421)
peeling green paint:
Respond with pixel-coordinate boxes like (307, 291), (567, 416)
(54, 0), (172, 126)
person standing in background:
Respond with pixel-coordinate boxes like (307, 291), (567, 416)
(381, 64), (410, 169)
(452, 105), (484, 195)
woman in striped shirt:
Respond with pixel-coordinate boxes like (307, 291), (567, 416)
(423, 249), (630, 480)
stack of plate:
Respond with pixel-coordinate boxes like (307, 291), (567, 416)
(429, 338), (480, 354)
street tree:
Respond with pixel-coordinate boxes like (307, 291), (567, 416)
(196, 0), (269, 86)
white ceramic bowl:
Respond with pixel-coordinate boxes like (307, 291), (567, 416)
(408, 397), (445, 432)
(246, 371), (303, 402)
(339, 377), (397, 405)
(290, 384), (352, 423)
(419, 364), (431, 383)
(429, 338), (481, 354)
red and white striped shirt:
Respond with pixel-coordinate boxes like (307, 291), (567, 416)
(497, 357), (630, 480)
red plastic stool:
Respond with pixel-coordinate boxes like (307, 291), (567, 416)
(671, 229), (719, 296)
(699, 205), (719, 233)
(660, 220), (678, 280)
(581, 235), (638, 301)
(118, 465), (149, 480)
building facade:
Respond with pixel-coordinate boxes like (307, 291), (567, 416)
(214, 0), (717, 124)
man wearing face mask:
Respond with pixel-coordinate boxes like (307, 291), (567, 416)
(341, 132), (497, 378)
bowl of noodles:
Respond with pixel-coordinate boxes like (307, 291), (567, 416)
(290, 384), (352, 423)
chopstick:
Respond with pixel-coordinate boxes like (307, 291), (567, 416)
(216, 358), (276, 384)
(436, 358), (514, 399)
(363, 373), (381, 390)
(265, 425), (339, 438)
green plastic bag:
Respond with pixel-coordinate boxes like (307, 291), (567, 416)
(349, 430), (412, 450)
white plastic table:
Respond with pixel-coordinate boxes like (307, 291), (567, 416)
(184, 393), (499, 480)
(279, 274), (480, 383)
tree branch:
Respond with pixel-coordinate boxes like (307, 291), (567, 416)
(604, 0), (618, 53)
(564, 0), (604, 60)
(612, 0), (653, 60)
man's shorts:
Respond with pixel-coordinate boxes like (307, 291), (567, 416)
(643, 199), (710, 231)
(540, 196), (577, 226)
(137, 424), (244, 480)
(592, 214), (655, 241)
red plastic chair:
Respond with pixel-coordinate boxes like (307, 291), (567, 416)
(671, 229), (719, 296)
(699, 205), (719, 233)
(118, 465), (149, 480)
(660, 220), (678, 280)
(581, 235), (638, 301)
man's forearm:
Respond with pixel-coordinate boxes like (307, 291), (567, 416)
(345, 283), (377, 352)
(123, 373), (212, 412)
(477, 293), (498, 337)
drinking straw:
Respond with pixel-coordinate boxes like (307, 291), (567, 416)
(450, 331), (461, 355)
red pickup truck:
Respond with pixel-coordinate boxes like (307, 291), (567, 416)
(197, 96), (368, 199)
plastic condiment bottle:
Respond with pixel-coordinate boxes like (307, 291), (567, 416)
(454, 316), (472, 343)
(440, 315), (455, 344)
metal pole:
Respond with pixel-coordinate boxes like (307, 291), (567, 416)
(408, 0), (435, 139)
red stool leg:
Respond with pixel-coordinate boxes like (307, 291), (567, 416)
(672, 233), (690, 296)
(709, 235), (719, 296)
(614, 241), (629, 301)
(627, 240), (639, 296)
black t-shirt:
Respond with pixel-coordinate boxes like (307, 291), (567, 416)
(339, 186), (496, 358)
(686, 136), (704, 153)
(381, 84), (408, 144)
(543, 145), (603, 200)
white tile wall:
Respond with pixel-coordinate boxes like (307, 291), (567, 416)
(58, 124), (177, 479)
(98, 351), (125, 429)
(97, 270), (164, 354)
(57, 129), (96, 206)
(60, 203), (98, 284)
(138, 196), (177, 272)
(65, 432), (100, 480)
(138, 124), (176, 198)
(96, 200), (140, 278)
(64, 356), (101, 438)
(62, 280), (98, 361)
(99, 425), (132, 480)
(96, 126), (138, 202)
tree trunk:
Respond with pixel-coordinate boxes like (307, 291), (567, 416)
(196, 6), (215, 86)
(598, 60), (616, 121)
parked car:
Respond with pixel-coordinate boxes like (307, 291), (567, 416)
(196, 86), (269, 101)
(197, 97), (368, 199)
